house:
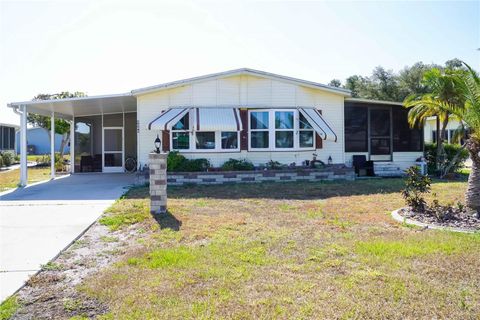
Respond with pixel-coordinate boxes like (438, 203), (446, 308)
(424, 116), (463, 145)
(0, 123), (18, 153)
(15, 127), (70, 155)
(8, 68), (423, 185)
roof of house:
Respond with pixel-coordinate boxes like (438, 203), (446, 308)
(345, 97), (403, 106)
(0, 122), (20, 129)
(131, 68), (352, 96)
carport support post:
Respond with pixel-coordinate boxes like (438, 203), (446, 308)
(70, 118), (75, 174)
(19, 105), (28, 186)
(50, 112), (55, 179)
(149, 152), (167, 214)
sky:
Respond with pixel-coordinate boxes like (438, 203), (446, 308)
(0, 0), (479, 125)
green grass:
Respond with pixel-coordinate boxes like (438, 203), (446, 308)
(0, 296), (19, 320)
(78, 178), (480, 319)
(99, 192), (151, 231)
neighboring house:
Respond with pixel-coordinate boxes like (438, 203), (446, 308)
(15, 127), (70, 155)
(0, 123), (18, 153)
(8, 68), (423, 180)
(424, 116), (463, 145)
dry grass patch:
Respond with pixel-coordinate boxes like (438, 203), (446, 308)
(81, 178), (480, 319)
(0, 167), (50, 191)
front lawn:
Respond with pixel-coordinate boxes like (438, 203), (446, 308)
(0, 167), (51, 192)
(77, 178), (480, 319)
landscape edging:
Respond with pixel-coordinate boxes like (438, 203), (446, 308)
(391, 208), (477, 234)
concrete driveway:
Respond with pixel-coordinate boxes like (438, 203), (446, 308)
(0, 173), (135, 302)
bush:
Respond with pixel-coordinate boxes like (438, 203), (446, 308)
(424, 143), (469, 175)
(0, 154), (3, 167)
(266, 160), (284, 170)
(401, 166), (431, 212)
(167, 151), (187, 172)
(221, 158), (254, 171)
(167, 151), (210, 172)
(0, 151), (14, 167)
(14, 154), (20, 162)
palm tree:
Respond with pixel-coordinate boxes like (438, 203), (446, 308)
(446, 63), (480, 215)
(403, 68), (463, 172)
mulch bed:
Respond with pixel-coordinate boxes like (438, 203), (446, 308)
(398, 207), (480, 232)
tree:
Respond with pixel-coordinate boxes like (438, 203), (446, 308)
(398, 62), (432, 99)
(370, 66), (400, 101)
(447, 63), (480, 215)
(328, 79), (342, 88)
(403, 68), (464, 173)
(344, 75), (368, 98)
(28, 91), (87, 158)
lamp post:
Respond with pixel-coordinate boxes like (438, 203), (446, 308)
(154, 134), (161, 154)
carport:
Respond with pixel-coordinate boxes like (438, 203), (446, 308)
(8, 94), (137, 186)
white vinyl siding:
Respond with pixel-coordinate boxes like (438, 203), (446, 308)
(136, 74), (345, 168)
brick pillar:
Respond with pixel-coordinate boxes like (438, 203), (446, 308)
(149, 152), (167, 214)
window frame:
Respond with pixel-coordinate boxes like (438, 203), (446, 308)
(169, 111), (240, 153)
(248, 109), (316, 152)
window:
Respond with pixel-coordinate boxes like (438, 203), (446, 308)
(275, 111), (294, 148)
(171, 113), (190, 150)
(170, 112), (240, 152)
(196, 132), (215, 149)
(9, 128), (14, 149)
(392, 107), (423, 152)
(299, 113), (314, 148)
(249, 109), (316, 151)
(2, 127), (9, 149)
(221, 132), (238, 149)
(344, 106), (368, 152)
(250, 111), (269, 149)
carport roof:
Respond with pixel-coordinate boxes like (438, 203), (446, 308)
(8, 93), (136, 120)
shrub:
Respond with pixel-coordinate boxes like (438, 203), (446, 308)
(424, 143), (469, 175)
(0, 151), (14, 167)
(14, 154), (20, 162)
(167, 151), (210, 172)
(167, 151), (187, 172)
(0, 154), (3, 167)
(401, 166), (431, 212)
(179, 158), (211, 172)
(266, 160), (284, 170)
(221, 158), (254, 171)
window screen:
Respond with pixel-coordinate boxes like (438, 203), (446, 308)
(344, 106), (368, 152)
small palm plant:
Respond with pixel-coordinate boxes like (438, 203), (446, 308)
(401, 166), (432, 212)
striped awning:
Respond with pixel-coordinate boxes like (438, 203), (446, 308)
(194, 108), (242, 131)
(148, 107), (242, 131)
(298, 107), (337, 142)
(148, 108), (190, 130)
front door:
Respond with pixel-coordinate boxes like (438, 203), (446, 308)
(369, 108), (392, 161)
(103, 127), (124, 173)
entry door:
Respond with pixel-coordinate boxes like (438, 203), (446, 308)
(369, 108), (392, 161)
(103, 127), (124, 173)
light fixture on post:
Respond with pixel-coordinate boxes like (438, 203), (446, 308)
(328, 155), (333, 165)
(154, 134), (161, 154)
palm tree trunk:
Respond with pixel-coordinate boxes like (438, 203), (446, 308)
(436, 117), (441, 170)
(465, 138), (480, 216)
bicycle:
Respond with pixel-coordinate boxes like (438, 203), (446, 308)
(124, 157), (137, 173)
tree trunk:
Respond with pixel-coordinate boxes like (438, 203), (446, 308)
(59, 132), (69, 158)
(436, 117), (449, 173)
(465, 138), (480, 215)
(436, 117), (441, 170)
(440, 142), (466, 178)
